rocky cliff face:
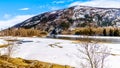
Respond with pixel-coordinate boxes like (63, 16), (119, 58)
(13, 5), (120, 32)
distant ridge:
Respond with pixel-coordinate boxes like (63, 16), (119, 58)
(12, 5), (120, 32)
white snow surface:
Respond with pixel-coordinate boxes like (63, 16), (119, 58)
(0, 37), (120, 68)
(0, 39), (7, 45)
(11, 37), (79, 67)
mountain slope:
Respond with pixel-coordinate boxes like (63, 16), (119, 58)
(13, 6), (120, 32)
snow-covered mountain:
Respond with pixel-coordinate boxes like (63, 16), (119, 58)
(13, 5), (120, 31)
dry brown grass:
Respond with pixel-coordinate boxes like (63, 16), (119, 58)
(0, 55), (73, 68)
(0, 44), (10, 48)
(49, 42), (63, 48)
(1, 28), (48, 37)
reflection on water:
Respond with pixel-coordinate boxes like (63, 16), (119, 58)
(55, 35), (120, 44)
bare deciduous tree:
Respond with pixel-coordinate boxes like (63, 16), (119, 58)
(76, 41), (110, 68)
(4, 37), (19, 61)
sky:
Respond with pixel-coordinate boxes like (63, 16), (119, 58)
(0, 0), (120, 29)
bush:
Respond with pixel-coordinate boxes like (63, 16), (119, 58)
(74, 27), (95, 35)
(60, 22), (70, 29)
(75, 31), (81, 35)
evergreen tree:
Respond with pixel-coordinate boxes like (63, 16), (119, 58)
(109, 29), (113, 36)
(114, 29), (119, 36)
(103, 28), (107, 36)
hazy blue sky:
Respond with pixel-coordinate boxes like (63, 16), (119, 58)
(0, 0), (89, 20)
(0, 0), (120, 29)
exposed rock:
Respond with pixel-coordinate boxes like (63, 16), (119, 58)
(13, 6), (120, 33)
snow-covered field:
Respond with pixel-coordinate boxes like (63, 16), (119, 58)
(0, 36), (120, 68)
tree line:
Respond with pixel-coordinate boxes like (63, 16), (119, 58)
(0, 28), (47, 37)
(75, 27), (120, 36)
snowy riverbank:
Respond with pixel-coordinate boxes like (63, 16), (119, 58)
(0, 36), (120, 68)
